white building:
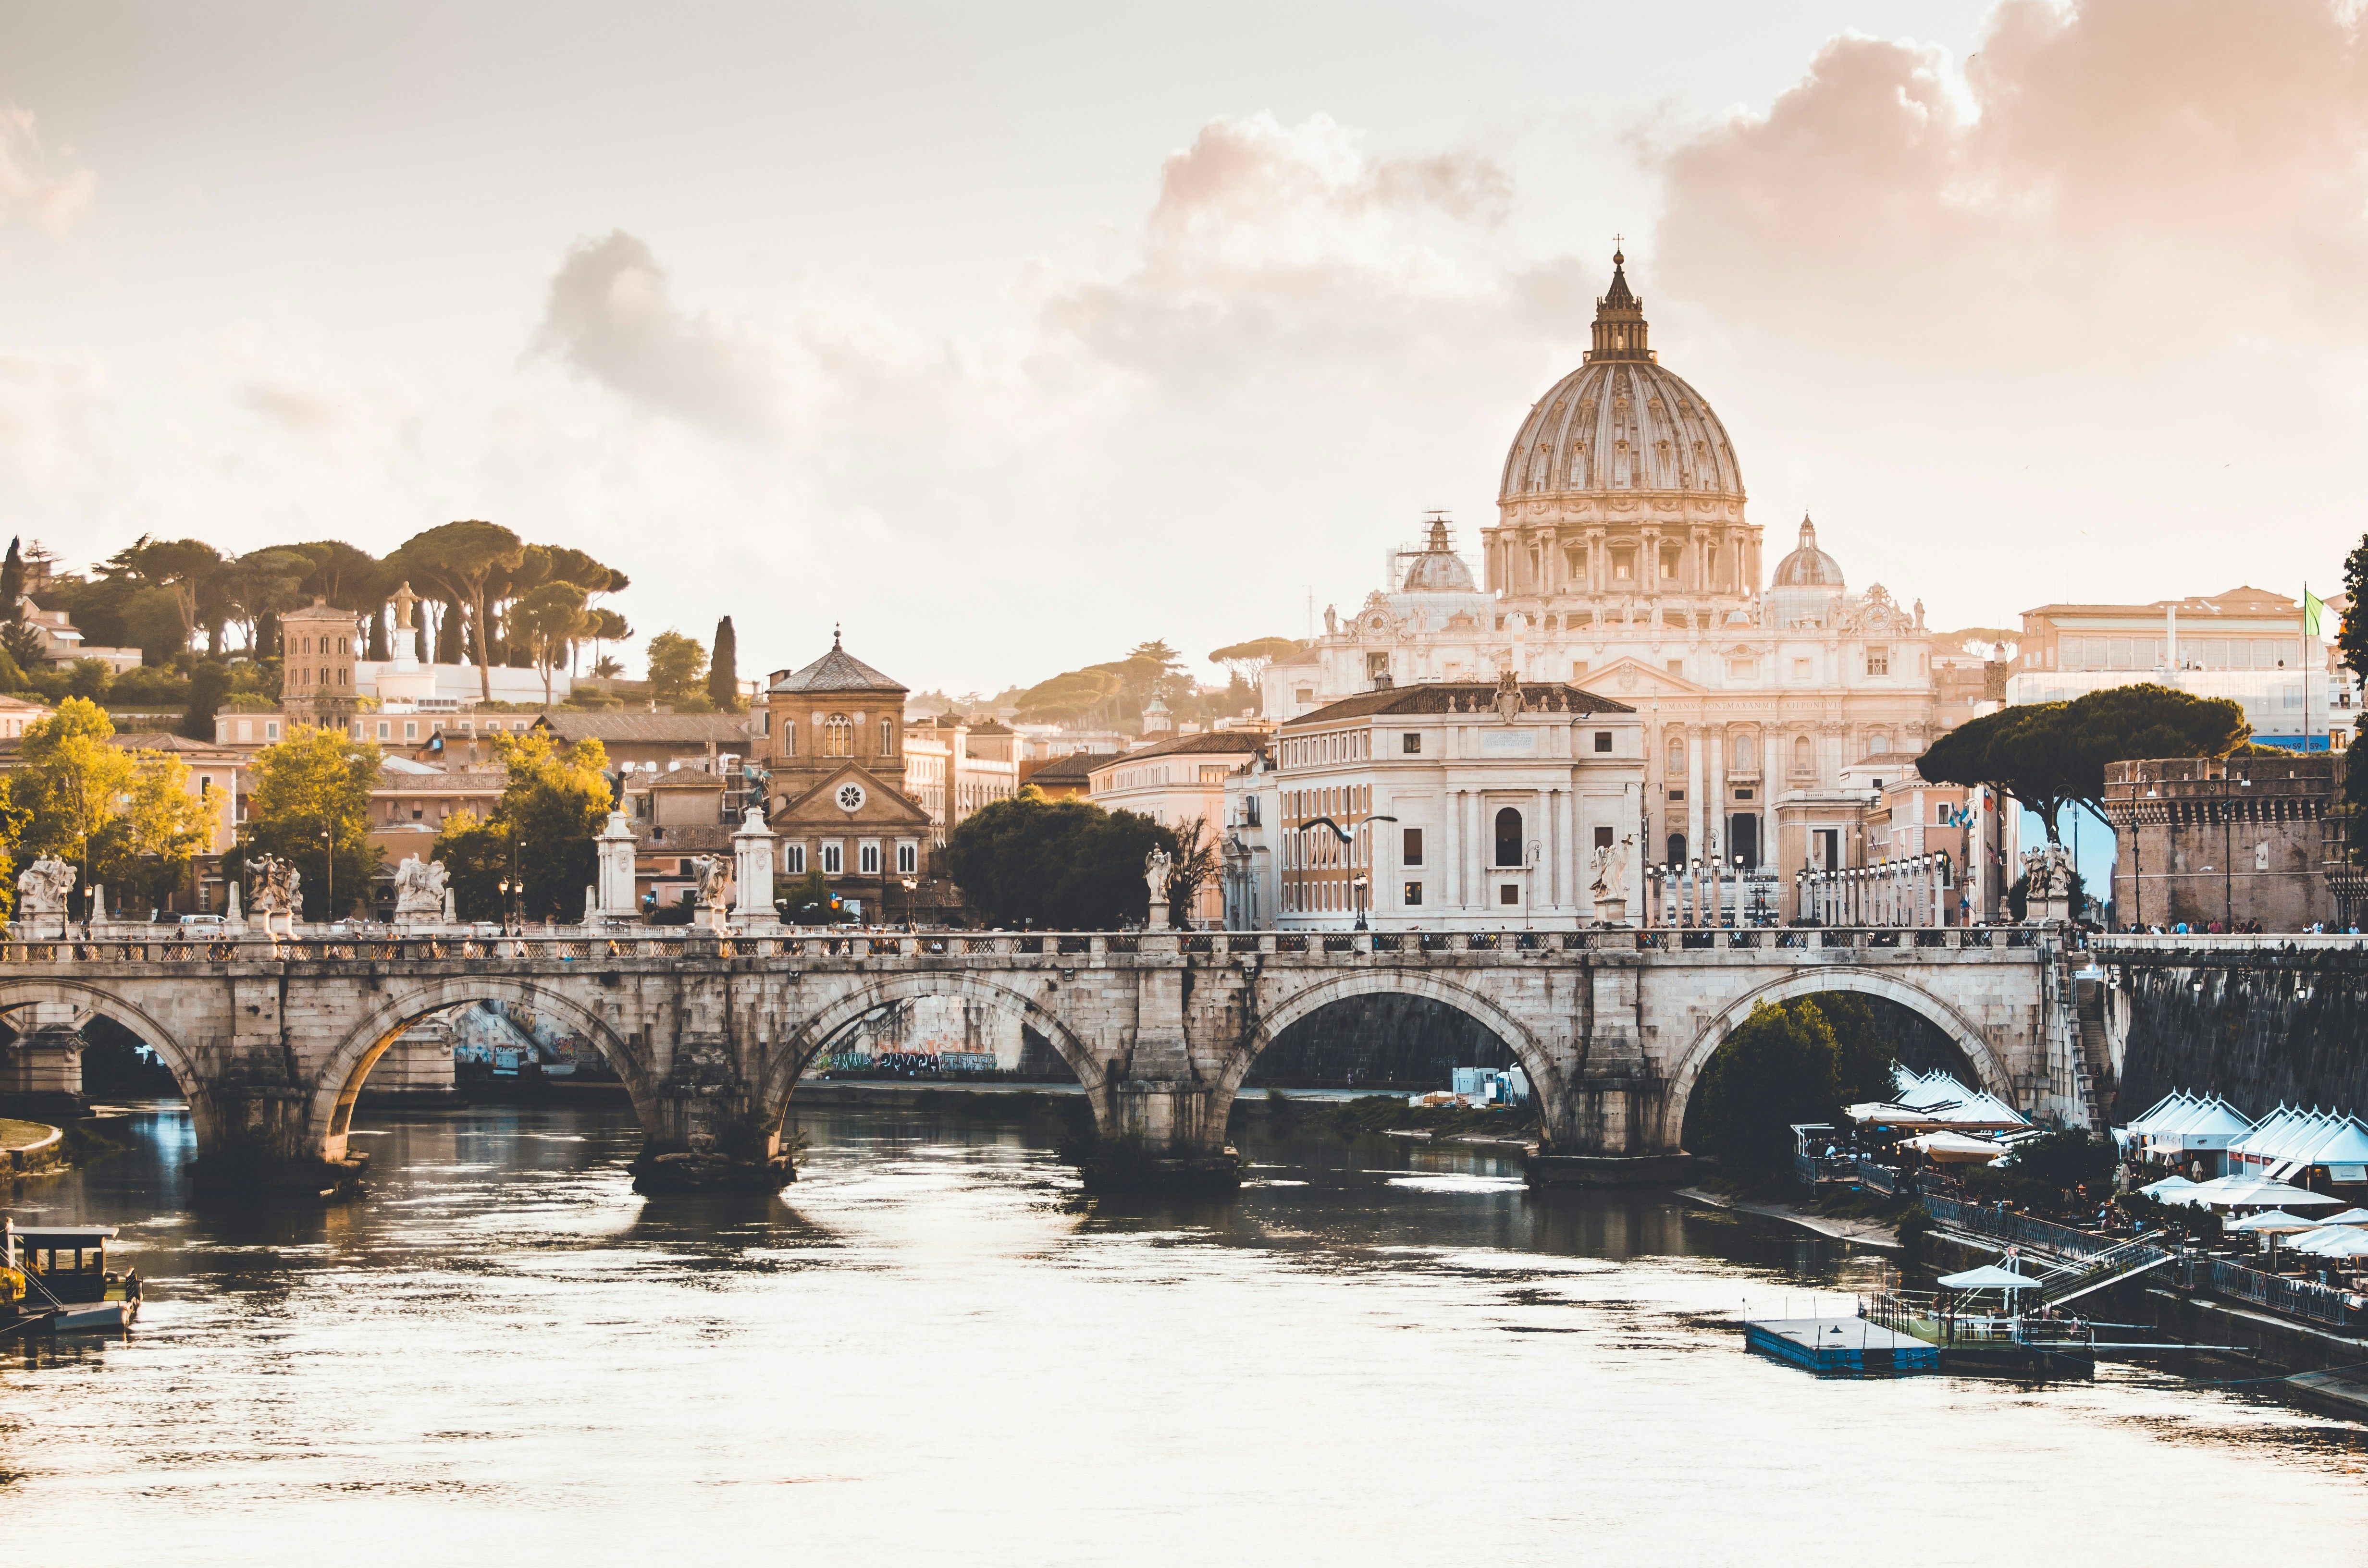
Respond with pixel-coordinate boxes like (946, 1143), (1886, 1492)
(1089, 731), (1267, 925)
(1262, 251), (1947, 919)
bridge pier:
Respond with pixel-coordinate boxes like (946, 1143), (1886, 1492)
(0, 1003), (89, 1123)
(629, 1035), (794, 1194)
(1085, 1080), (1240, 1192)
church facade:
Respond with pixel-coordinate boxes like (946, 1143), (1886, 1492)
(1261, 253), (1946, 919)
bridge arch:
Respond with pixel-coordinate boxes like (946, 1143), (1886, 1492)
(1664, 966), (2014, 1149)
(0, 977), (208, 1127)
(309, 976), (654, 1162)
(1223, 969), (1569, 1146)
(761, 971), (1109, 1131)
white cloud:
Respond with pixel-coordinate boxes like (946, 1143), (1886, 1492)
(0, 105), (93, 235)
(0, 352), (117, 507)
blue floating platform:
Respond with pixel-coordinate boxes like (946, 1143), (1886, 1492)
(1745, 1317), (1939, 1377)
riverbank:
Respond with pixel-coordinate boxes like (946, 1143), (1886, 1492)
(1, 1116), (64, 1176)
(1675, 1183), (1906, 1251)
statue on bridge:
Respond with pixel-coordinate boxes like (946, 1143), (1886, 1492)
(392, 855), (449, 921)
(2020, 844), (2075, 925)
(247, 856), (302, 916)
(14, 855), (75, 918)
(689, 856), (731, 909)
(1589, 834), (1634, 925)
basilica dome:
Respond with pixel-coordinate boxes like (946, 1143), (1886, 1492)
(1497, 253), (1744, 505)
(1771, 516), (1844, 587)
(1399, 517), (1479, 593)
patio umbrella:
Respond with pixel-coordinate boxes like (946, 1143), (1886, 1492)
(2138, 1175), (2200, 1200)
(2224, 1209), (2325, 1235)
(1904, 1130), (2010, 1164)
(2291, 1225), (2368, 1259)
(1936, 1262), (2041, 1290)
(2316, 1207), (2368, 1226)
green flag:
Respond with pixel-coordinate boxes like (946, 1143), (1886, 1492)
(2304, 586), (2326, 638)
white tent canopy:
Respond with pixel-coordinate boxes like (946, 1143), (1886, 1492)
(1857, 1068), (2030, 1134)
(2291, 1225), (2368, 1259)
(1937, 1263), (2041, 1290)
(2224, 1209), (2325, 1234)
(2227, 1105), (2368, 1182)
(2168, 1176), (2349, 1211)
(1904, 1130), (2012, 1164)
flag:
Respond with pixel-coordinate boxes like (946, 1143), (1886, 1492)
(2304, 586), (2326, 638)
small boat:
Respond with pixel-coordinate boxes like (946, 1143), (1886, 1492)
(3, 1219), (141, 1335)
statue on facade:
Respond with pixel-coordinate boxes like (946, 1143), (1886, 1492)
(1323, 603), (1338, 636)
(689, 855), (732, 908)
(1143, 846), (1173, 906)
(392, 855), (449, 918)
(1493, 667), (1525, 720)
(247, 855), (302, 915)
(14, 856), (74, 916)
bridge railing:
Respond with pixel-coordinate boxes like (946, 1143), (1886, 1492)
(0, 925), (2061, 967)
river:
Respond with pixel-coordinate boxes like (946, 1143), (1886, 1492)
(4, 1097), (2364, 1565)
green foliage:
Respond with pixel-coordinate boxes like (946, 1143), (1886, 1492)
(109, 665), (191, 707)
(0, 620), (44, 673)
(944, 787), (1177, 929)
(1015, 668), (1120, 723)
(1687, 998), (1894, 1176)
(230, 726), (382, 920)
(1962, 1127), (2116, 1207)
(0, 538), (22, 621)
(89, 752), (214, 912)
(510, 580), (590, 706)
(645, 629), (707, 706)
(777, 868), (848, 924)
(0, 645), (23, 692)
(15, 698), (136, 866)
(182, 661), (232, 740)
(1920, 683), (2249, 843)
(431, 733), (612, 921)
(707, 615), (741, 712)
(394, 520), (526, 700)
(66, 659), (112, 702)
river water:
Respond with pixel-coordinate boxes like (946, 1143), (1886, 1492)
(5, 1098), (2365, 1565)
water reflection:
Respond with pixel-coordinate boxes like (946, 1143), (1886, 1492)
(3, 1098), (2364, 1565)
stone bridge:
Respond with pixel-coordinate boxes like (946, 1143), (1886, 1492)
(0, 926), (2078, 1193)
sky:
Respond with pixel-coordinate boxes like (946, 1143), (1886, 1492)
(3, 0), (2364, 695)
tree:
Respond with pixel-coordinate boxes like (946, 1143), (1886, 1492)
(1687, 998), (1891, 1177)
(290, 540), (382, 608)
(431, 732), (613, 921)
(777, 868), (848, 925)
(231, 726), (382, 921)
(585, 608), (631, 677)
(16, 700), (137, 895)
(123, 586), (189, 665)
(0, 538), (23, 621)
(0, 620), (43, 673)
(646, 630), (707, 707)
(182, 661), (233, 741)
(89, 753), (214, 914)
(394, 521), (526, 701)
(1014, 668), (1121, 724)
(215, 547), (312, 654)
(2343, 534), (2368, 862)
(112, 537), (224, 652)
(1919, 684), (2248, 843)
(945, 787), (1177, 929)
(0, 775), (30, 922)
(707, 615), (741, 712)
(1163, 815), (1221, 927)
(1209, 636), (1301, 691)
(510, 581), (591, 708)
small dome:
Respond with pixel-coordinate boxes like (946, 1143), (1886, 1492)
(1772, 516), (1844, 588)
(1401, 518), (1478, 592)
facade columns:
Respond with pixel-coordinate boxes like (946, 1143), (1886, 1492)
(1686, 725), (1705, 866)
(1706, 726), (1726, 867)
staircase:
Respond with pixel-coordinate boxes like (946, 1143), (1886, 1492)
(2037, 1235), (2176, 1308)
(2071, 972), (2116, 1132)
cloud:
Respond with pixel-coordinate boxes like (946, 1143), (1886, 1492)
(1032, 112), (1586, 390)
(0, 105), (94, 234)
(529, 230), (789, 439)
(0, 352), (116, 505)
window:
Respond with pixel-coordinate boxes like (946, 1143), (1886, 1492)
(1667, 833), (1687, 865)
(1728, 658), (1754, 680)
(1401, 732), (1421, 755)
(1869, 733), (1890, 754)
(1935, 803), (1950, 825)
(859, 842), (881, 874)
(1402, 827), (1424, 867)
(1668, 787), (1685, 801)
(1612, 549), (1633, 581)
(1733, 733), (1755, 771)
(880, 719), (893, 754)
(1793, 735), (1811, 772)
(1659, 549), (1679, 580)
(1593, 731), (1613, 753)
(897, 841), (918, 875)
(1667, 735), (1686, 772)
(1367, 652), (1390, 683)
(781, 721), (796, 757)
(1403, 882), (1424, 906)
(1572, 660), (1589, 679)
(821, 842), (843, 874)
(1493, 807), (1524, 867)
(1594, 825), (1615, 852)
(825, 714), (853, 756)
(1499, 884), (1519, 905)
(1793, 658), (1812, 679)
(1866, 647), (1891, 676)
(784, 844), (806, 874)
(264, 722), (280, 739)
(376, 721), (390, 740)
(1734, 787), (1753, 801)
(405, 721), (419, 740)
(1565, 547), (1586, 578)
(1667, 659), (1684, 676)
(1296, 687), (1314, 705)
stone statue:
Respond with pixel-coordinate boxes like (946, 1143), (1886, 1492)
(1323, 603), (1338, 636)
(1589, 836), (1632, 903)
(15, 856), (74, 916)
(393, 855), (449, 918)
(1493, 667), (1525, 721)
(1143, 846), (1173, 904)
(391, 579), (419, 634)
(248, 855), (301, 915)
(690, 855), (731, 908)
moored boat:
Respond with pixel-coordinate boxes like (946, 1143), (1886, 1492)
(3, 1219), (141, 1335)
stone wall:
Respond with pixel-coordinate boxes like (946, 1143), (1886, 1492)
(2101, 755), (2343, 931)
(2107, 943), (2368, 1119)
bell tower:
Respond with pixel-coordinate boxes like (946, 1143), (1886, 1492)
(280, 597), (362, 731)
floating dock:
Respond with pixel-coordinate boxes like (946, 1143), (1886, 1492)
(1744, 1317), (1939, 1376)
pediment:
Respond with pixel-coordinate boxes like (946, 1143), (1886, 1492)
(773, 764), (933, 829)
(1588, 655), (1707, 697)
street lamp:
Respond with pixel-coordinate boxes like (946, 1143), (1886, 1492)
(1299, 814), (1397, 930)
(319, 823), (333, 927)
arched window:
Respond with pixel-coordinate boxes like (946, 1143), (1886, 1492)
(1869, 733), (1890, 755)
(825, 714), (853, 756)
(1667, 833), (1688, 867)
(879, 718), (893, 754)
(1667, 735), (1686, 773)
(1494, 807), (1524, 867)
(1793, 735), (1811, 772)
(1733, 732), (1755, 772)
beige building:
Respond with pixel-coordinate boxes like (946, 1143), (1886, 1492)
(758, 634), (937, 922)
(1235, 677), (1645, 931)
(902, 716), (1020, 843)
(1086, 731), (1267, 924)
(1262, 252), (1946, 920)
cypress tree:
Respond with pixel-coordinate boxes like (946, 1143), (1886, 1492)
(437, 601), (465, 664)
(369, 604), (390, 661)
(0, 537), (22, 620)
(707, 615), (740, 712)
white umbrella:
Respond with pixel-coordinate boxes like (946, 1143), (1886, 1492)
(2183, 1176), (2347, 1211)
(1937, 1262), (2040, 1291)
(1905, 1130), (2010, 1164)
(2292, 1225), (2368, 1259)
(2316, 1207), (2368, 1226)
(2138, 1175), (2200, 1199)
(2224, 1209), (2325, 1235)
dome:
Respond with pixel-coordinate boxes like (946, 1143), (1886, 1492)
(1400, 517), (1478, 593)
(1497, 252), (1744, 504)
(1771, 516), (1844, 588)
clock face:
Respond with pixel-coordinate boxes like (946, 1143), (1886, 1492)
(835, 782), (867, 813)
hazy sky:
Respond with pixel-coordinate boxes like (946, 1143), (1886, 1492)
(3, 0), (2362, 692)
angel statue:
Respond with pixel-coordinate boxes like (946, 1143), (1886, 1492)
(393, 855), (450, 918)
(14, 855), (75, 916)
(690, 855), (733, 908)
(1143, 846), (1173, 904)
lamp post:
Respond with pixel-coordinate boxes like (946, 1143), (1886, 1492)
(1299, 814), (1396, 930)
(319, 822), (333, 926)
